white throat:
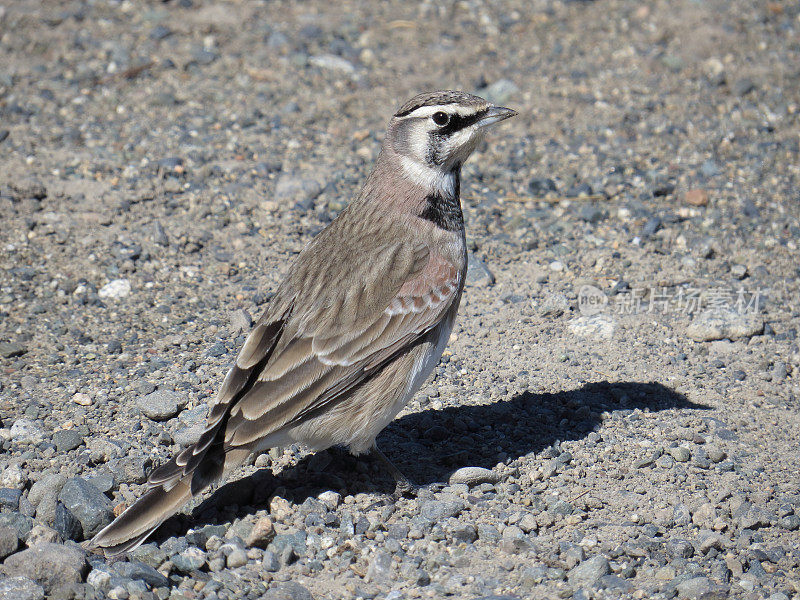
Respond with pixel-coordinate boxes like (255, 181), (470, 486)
(398, 156), (457, 197)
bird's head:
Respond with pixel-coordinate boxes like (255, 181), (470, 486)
(385, 90), (517, 195)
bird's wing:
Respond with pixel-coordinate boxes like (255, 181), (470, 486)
(151, 230), (461, 483)
(221, 236), (461, 448)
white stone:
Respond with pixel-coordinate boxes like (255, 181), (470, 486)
(98, 278), (131, 300)
(9, 419), (44, 444)
(72, 393), (92, 406)
(568, 314), (617, 340)
(318, 490), (342, 509)
(1, 465), (27, 489)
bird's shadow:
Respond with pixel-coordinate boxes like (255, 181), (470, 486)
(156, 381), (707, 538)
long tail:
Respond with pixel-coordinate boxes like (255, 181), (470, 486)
(89, 445), (250, 556)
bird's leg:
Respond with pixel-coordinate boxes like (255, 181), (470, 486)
(367, 443), (415, 500)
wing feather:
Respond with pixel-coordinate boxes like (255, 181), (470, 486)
(220, 245), (461, 450)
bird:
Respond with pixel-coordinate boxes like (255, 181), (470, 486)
(89, 90), (516, 556)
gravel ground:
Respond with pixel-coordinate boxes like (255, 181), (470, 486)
(1, 0), (799, 599)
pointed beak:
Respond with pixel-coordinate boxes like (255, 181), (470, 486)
(477, 105), (518, 128)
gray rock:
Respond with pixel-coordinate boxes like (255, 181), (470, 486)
(528, 177), (557, 197)
(687, 309), (763, 342)
(172, 546), (207, 573)
(599, 574), (634, 592)
(706, 445), (726, 463)
(35, 493), (58, 525)
(151, 221), (169, 246)
(366, 550), (392, 582)
(0, 576), (45, 600)
(267, 531), (307, 563)
(9, 419), (44, 444)
(446, 521), (477, 543)
(309, 54), (356, 76)
(3, 542), (87, 593)
(261, 550), (280, 572)
(579, 205), (605, 222)
(517, 513), (538, 534)
(448, 467), (500, 487)
(675, 576), (728, 599)
(666, 538), (695, 558)
(85, 468), (115, 494)
(562, 544), (585, 569)
(178, 404), (207, 426)
(129, 543), (167, 568)
(779, 514), (800, 530)
(230, 308), (252, 333)
(110, 455), (150, 484)
(191, 48), (218, 65)
(420, 499), (465, 521)
(58, 477), (113, 538)
(226, 548), (248, 568)
(641, 215), (662, 237)
(174, 423), (204, 447)
(0, 466), (26, 490)
(536, 293), (570, 317)
(732, 77), (756, 96)
(8, 180), (46, 200)
(733, 503), (774, 529)
(481, 79), (520, 105)
(0, 524), (19, 558)
(477, 523), (500, 543)
(52, 429), (83, 452)
(0, 512), (33, 538)
(53, 502), (82, 541)
(700, 160), (721, 177)
(136, 389), (182, 421)
(466, 254), (495, 287)
(773, 361), (788, 380)
(265, 581), (314, 600)
(730, 264), (747, 279)
(673, 503), (692, 526)
(697, 530), (725, 553)
(500, 525), (529, 554)
(386, 523), (409, 540)
(668, 446), (691, 462)
(25, 524), (60, 547)
(112, 561), (169, 588)
(520, 565), (549, 586)
(136, 381), (157, 396)
(568, 555), (610, 587)
(551, 499), (574, 515)
(19, 496), (34, 519)
(0, 342), (27, 358)
(29, 474), (66, 509)
(85, 568), (111, 592)
(0, 488), (22, 510)
(206, 341), (227, 357)
(274, 173), (324, 210)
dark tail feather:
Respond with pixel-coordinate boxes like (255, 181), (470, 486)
(88, 475), (193, 556)
(89, 447), (251, 557)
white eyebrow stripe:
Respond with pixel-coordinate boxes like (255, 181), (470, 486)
(397, 104), (486, 120)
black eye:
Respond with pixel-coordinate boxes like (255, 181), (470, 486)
(432, 111), (449, 126)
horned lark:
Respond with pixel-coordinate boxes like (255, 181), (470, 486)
(91, 90), (516, 555)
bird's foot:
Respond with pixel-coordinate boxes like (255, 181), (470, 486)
(364, 444), (417, 509)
